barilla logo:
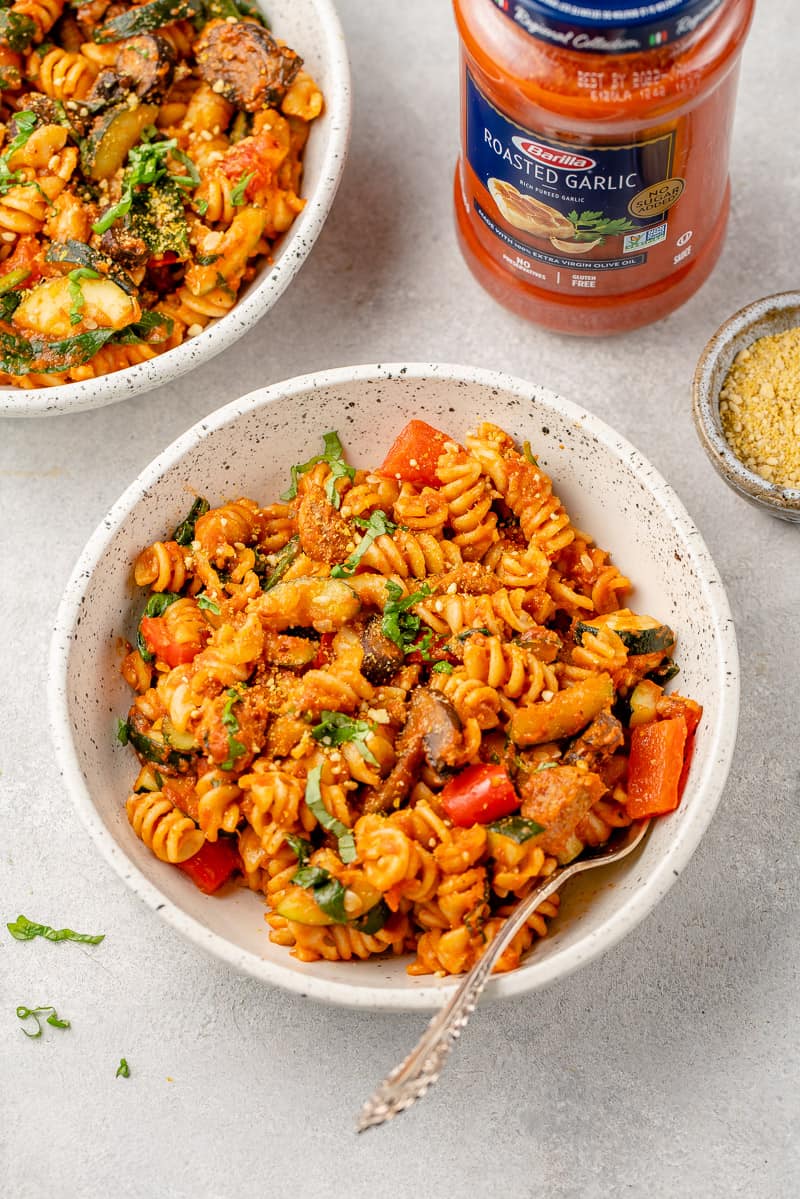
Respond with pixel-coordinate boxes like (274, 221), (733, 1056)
(512, 137), (595, 171)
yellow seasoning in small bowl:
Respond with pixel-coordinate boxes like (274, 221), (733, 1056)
(719, 327), (800, 490)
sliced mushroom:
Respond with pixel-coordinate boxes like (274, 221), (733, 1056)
(418, 690), (462, 774)
(99, 224), (149, 270)
(195, 19), (302, 112)
(563, 711), (624, 770)
(115, 34), (176, 102)
(359, 616), (404, 685)
(363, 688), (462, 813)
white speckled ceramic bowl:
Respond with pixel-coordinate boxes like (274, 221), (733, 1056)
(49, 364), (740, 1010)
(0, 0), (350, 419)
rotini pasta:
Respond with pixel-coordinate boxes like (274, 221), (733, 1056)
(0, 3), (321, 386)
(117, 421), (702, 977)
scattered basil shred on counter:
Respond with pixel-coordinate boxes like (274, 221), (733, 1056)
(7, 915), (105, 944)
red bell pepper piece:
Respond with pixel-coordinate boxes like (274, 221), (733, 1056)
(177, 838), (241, 894)
(139, 615), (204, 667)
(379, 420), (456, 487)
(312, 631), (335, 669)
(441, 763), (520, 827)
(626, 717), (688, 820)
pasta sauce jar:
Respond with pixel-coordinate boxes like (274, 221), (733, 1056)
(454, 0), (754, 334)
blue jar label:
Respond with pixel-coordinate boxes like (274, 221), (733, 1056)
(490, 0), (725, 53)
(465, 69), (684, 282)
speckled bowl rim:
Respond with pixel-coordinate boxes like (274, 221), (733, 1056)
(0, 0), (351, 419)
(49, 363), (740, 1011)
(692, 291), (800, 513)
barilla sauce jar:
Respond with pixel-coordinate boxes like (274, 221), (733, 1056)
(454, 0), (754, 335)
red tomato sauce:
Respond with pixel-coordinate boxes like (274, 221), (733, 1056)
(453, 0), (754, 335)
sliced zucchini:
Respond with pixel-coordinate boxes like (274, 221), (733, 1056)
(13, 275), (140, 338)
(161, 718), (197, 753)
(351, 899), (390, 935)
(575, 610), (675, 657)
(510, 674), (614, 747)
(94, 0), (202, 44)
(628, 679), (663, 728)
(276, 876), (383, 927)
(487, 816), (545, 851)
(81, 101), (159, 181)
(647, 659), (680, 685)
(266, 634), (318, 669)
(555, 833), (584, 867)
(128, 724), (195, 770)
(0, 267), (30, 295)
(276, 884), (334, 926)
(127, 178), (189, 258)
(45, 240), (137, 295)
(133, 763), (164, 792)
(0, 10), (37, 53)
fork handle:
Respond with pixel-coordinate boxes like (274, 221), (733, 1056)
(356, 865), (572, 1132)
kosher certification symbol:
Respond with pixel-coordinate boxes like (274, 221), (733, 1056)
(628, 178), (685, 220)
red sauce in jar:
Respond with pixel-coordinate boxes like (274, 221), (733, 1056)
(453, 0), (754, 335)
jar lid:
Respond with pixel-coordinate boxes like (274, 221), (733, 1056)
(494, 0), (725, 53)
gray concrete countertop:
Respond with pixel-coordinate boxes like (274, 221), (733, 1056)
(1, 3), (798, 1196)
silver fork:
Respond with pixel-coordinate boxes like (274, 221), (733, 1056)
(357, 819), (651, 1133)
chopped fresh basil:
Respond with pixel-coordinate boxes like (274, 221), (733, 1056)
(137, 592), (181, 662)
(0, 291), (22, 321)
(67, 267), (100, 326)
(116, 718), (130, 745)
(4, 111), (37, 163)
(258, 535), (299, 591)
(92, 135), (187, 236)
(285, 833), (312, 867)
(280, 431), (355, 510)
(533, 761), (559, 772)
(16, 1005), (70, 1039)
(115, 311), (175, 346)
(0, 266), (30, 295)
(432, 660), (454, 674)
(170, 146), (199, 188)
(172, 495), (209, 545)
(196, 594), (220, 614)
(220, 688), (246, 771)
(291, 864), (348, 923)
(196, 198), (209, 217)
(331, 511), (396, 579)
(7, 915), (105, 944)
(487, 815), (545, 844)
(230, 170), (255, 206)
(116, 1057), (130, 1078)
(381, 580), (431, 653)
(304, 764), (356, 863)
(522, 440), (539, 467)
(311, 711), (378, 765)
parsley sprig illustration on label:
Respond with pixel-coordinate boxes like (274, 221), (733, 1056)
(566, 209), (637, 244)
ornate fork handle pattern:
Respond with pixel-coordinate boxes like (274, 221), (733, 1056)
(357, 820), (651, 1133)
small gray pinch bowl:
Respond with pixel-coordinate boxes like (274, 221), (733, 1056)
(692, 291), (800, 522)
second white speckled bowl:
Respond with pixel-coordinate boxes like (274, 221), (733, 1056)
(49, 364), (740, 1009)
(0, 0), (351, 418)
